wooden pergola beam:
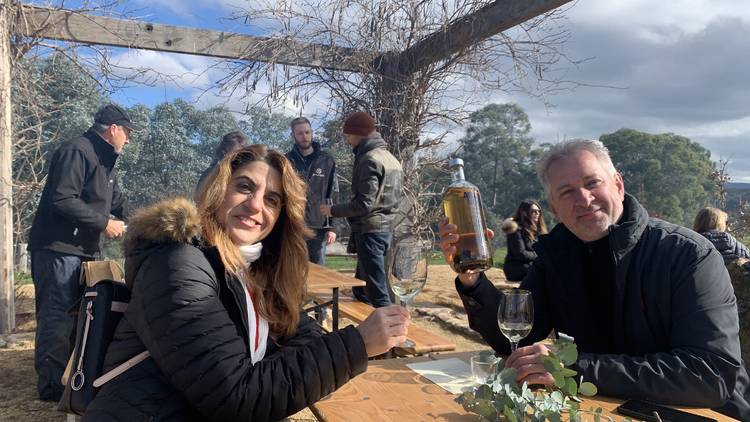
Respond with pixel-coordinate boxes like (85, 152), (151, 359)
(15, 5), (370, 72)
(393, 0), (573, 75)
(0, 0), (14, 334)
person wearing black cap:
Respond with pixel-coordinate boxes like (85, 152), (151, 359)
(320, 111), (403, 307)
(27, 103), (134, 401)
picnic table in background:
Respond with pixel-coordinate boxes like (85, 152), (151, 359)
(305, 263), (366, 331)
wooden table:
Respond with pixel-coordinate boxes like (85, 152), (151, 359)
(311, 351), (733, 421)
(306, 263), (366, 331)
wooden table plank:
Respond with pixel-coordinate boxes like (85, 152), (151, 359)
(312, 351), (734, 422)
(308, 263), (366, 289)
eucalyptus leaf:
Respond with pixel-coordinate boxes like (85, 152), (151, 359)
(553, 372), (566, 388)
(557, 344), (578, 366)
(473, 399), (497, 420)
(564, 377), (578, 396)
(498, 367), (518, 386)
(478, 350), (497, 363)
(475, 384), (494, 400)
(542, 355), (561, 373)
(579, 382), (598, 397)
(558, 367), (577, 377)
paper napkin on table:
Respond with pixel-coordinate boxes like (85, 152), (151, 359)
(406, 358), (473, 394)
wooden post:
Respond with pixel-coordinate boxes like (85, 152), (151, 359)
(0, 0), (15, 334)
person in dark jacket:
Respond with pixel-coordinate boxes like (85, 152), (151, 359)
(285, 117), (338, 265)
(195, 131), (247, 196)
(501, 199), (548, 281)
(84, 145), (410, 421)
(439, 139), (749, 420)
(27, 104), (132, 401)
(694, 206), (750, 264)
(320, 112), (403, 307)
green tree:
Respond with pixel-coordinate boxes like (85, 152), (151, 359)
(460, 103), (543, 218)
(240, 107), (295, 151)
(600, 128), (716, 226)
(119, 101), (206, 208)
(12, 54), (108, 241)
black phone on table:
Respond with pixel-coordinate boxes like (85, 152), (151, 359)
(615, 399), (717, 422)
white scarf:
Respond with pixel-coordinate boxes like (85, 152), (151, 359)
(236, 243), (268, 365)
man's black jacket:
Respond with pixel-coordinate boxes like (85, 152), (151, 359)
(285, 142), (338, 230)
(28, 130), (129, 257)
(330, 133), (402, 233)
(457, 194), (750, 420)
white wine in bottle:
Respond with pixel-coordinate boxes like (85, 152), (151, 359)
(442, 158), (493, 274)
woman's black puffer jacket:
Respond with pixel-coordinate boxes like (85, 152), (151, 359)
(701, 230), (750, 264)
(502, 218), (538, 282)
(83, 198), (368, 421)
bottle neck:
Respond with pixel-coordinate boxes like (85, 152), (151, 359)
(451, 166), (466, 182)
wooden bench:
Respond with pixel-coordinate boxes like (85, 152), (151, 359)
(333, 295), (456, 355)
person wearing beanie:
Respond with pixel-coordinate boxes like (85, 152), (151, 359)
(27, 104), (133, 401)
(320, 111), (403, 307)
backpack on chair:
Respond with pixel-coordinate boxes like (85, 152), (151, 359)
(58, 279), (132, 415)
(58, 280), (152, 415)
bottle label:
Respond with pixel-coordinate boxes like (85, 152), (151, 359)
(463, 190), (490, 256)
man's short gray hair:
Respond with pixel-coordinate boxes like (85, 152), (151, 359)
(536, 138), (617, 196)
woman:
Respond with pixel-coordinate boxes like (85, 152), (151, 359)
(195, 131), (247, 196)
(501, 200), (548, 282)
(693, 206), (750, 264)
(84, 145), (409, 421)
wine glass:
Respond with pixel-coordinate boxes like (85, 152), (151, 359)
(389, 240), (429, 348)
(497, 289), (533, 353)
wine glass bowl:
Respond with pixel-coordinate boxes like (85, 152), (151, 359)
(389, 240), (429, 348)
(497, 289), (534, 353)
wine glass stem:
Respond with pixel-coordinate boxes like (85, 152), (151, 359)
(510, 341), (518, 353)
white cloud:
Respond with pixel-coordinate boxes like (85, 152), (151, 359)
(109, 50), (218, 90)
(570, 0), (750, 43)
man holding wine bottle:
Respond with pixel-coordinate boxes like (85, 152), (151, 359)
(439, 139), (749, 420)
(320, 111), (403, 307)
(285, 116), (338, 265)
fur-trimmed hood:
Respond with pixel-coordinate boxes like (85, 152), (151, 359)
(124, 197), (201, 256)
(501, 218), (519, 234)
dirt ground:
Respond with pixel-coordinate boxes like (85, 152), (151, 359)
(0, 265), (511, 421)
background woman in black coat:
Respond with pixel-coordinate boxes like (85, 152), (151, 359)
(84, 145), (410, 421)
(502, 200), (548, 282)
(694, 206), (750, 264)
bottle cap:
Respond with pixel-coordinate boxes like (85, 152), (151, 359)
(448, 158), (464, 168)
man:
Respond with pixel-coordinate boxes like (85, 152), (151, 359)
(320, 112), (402, 307)
(440, 139), (749, 420)
(27, 104), (133, 401)
(285, 117), (338, 264)
(196, 131), (247, 196)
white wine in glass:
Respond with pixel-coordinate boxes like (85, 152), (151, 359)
(389, 241), (429, 348)
(497, 289), (533, 352)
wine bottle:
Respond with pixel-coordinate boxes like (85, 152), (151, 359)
(442, 158), (493, 273)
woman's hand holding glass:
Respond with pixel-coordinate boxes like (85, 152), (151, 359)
(356, 305), (411, 357)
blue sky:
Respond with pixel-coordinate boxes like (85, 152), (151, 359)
(42, 0), (750, 181)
